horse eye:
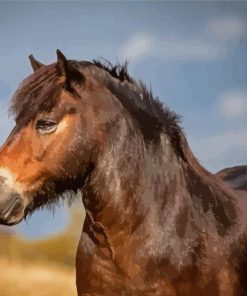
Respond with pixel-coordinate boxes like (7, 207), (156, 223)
(36, 120), (57, 134)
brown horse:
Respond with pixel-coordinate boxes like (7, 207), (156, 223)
(0, 50), (247, 295)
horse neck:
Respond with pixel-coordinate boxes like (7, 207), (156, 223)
(89, 125), (240, 222)
(76, 70), (242, 266)
(82, 121), (190, 239)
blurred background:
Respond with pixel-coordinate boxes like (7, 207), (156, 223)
(0, 1), (247, 295)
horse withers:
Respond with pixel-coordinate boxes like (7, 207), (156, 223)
(0, 50), (247, 295)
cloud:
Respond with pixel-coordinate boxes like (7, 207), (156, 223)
(218, 90), (247, 119)
(189, 129), (247, 172)
(207, 17), (247, 41)
(158, 39), (222, 61)
(119, 34), (223, 64)
(119, 34), (154, 62)
(189, 90), (247, 171)
(119, 16), (246, 65)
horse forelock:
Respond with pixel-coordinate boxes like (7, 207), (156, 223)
(9, 63), (62, 123)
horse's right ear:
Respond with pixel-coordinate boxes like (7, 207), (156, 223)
(56, 49), (67, 82)
(29, 54), (45, 72)
(56, 49), (85, 89)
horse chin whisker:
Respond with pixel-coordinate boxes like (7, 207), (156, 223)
(24, 188), (82, 220)
(59, 189), (82, 206)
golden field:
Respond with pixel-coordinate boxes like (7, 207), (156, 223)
(0, 205), (85, 296)
(0, 258), (76, 296)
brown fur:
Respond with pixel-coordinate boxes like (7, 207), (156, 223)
(0, 51), (247, 295)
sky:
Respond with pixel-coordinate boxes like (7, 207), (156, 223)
(0, 1), (247, 239)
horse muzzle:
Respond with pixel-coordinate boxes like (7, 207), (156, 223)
(0, 192), (25, 226)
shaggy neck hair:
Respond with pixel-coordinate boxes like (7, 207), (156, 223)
(91, 59), (186, 160)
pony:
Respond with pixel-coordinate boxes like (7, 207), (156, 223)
(0, 50), (247, 296)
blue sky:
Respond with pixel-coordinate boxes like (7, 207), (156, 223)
(0, 1), (247, 239)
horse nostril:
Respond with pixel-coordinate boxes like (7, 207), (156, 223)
(0, 193), (23, 220)
(5, 198), (21, 217)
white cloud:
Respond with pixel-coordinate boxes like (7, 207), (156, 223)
(207, 17), (247, 41)
(119, 16), (246, 65)
(218, 90), (247, 119)
(189, 129), (247, 172)
(119, 34), (223, 64)
(189, 89), (247, 171)
(191, 130), (247, 158)
(119, 34), (154, 62)
(158, 39), (222, 61)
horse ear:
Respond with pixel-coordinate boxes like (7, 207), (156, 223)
(56, 49), (84, 90)
(29, 54), (45, 72)
(56, 49), (67, 81)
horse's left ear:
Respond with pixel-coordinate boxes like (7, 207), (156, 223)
(29, 54), (45, 72)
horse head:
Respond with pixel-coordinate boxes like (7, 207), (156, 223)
(0, 50), (116, 225)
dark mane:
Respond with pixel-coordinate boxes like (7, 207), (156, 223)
(92, 59), (133, 83)
(92, 59), (185, 159)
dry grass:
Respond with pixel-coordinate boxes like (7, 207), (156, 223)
(0, 205), (85, 296)
(0, 258), (77, 296)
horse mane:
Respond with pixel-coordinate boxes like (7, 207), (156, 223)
(91, 59), (186, 159)
(92, 59), (133, 83)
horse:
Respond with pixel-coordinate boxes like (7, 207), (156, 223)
(0, 50), (247, 296)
